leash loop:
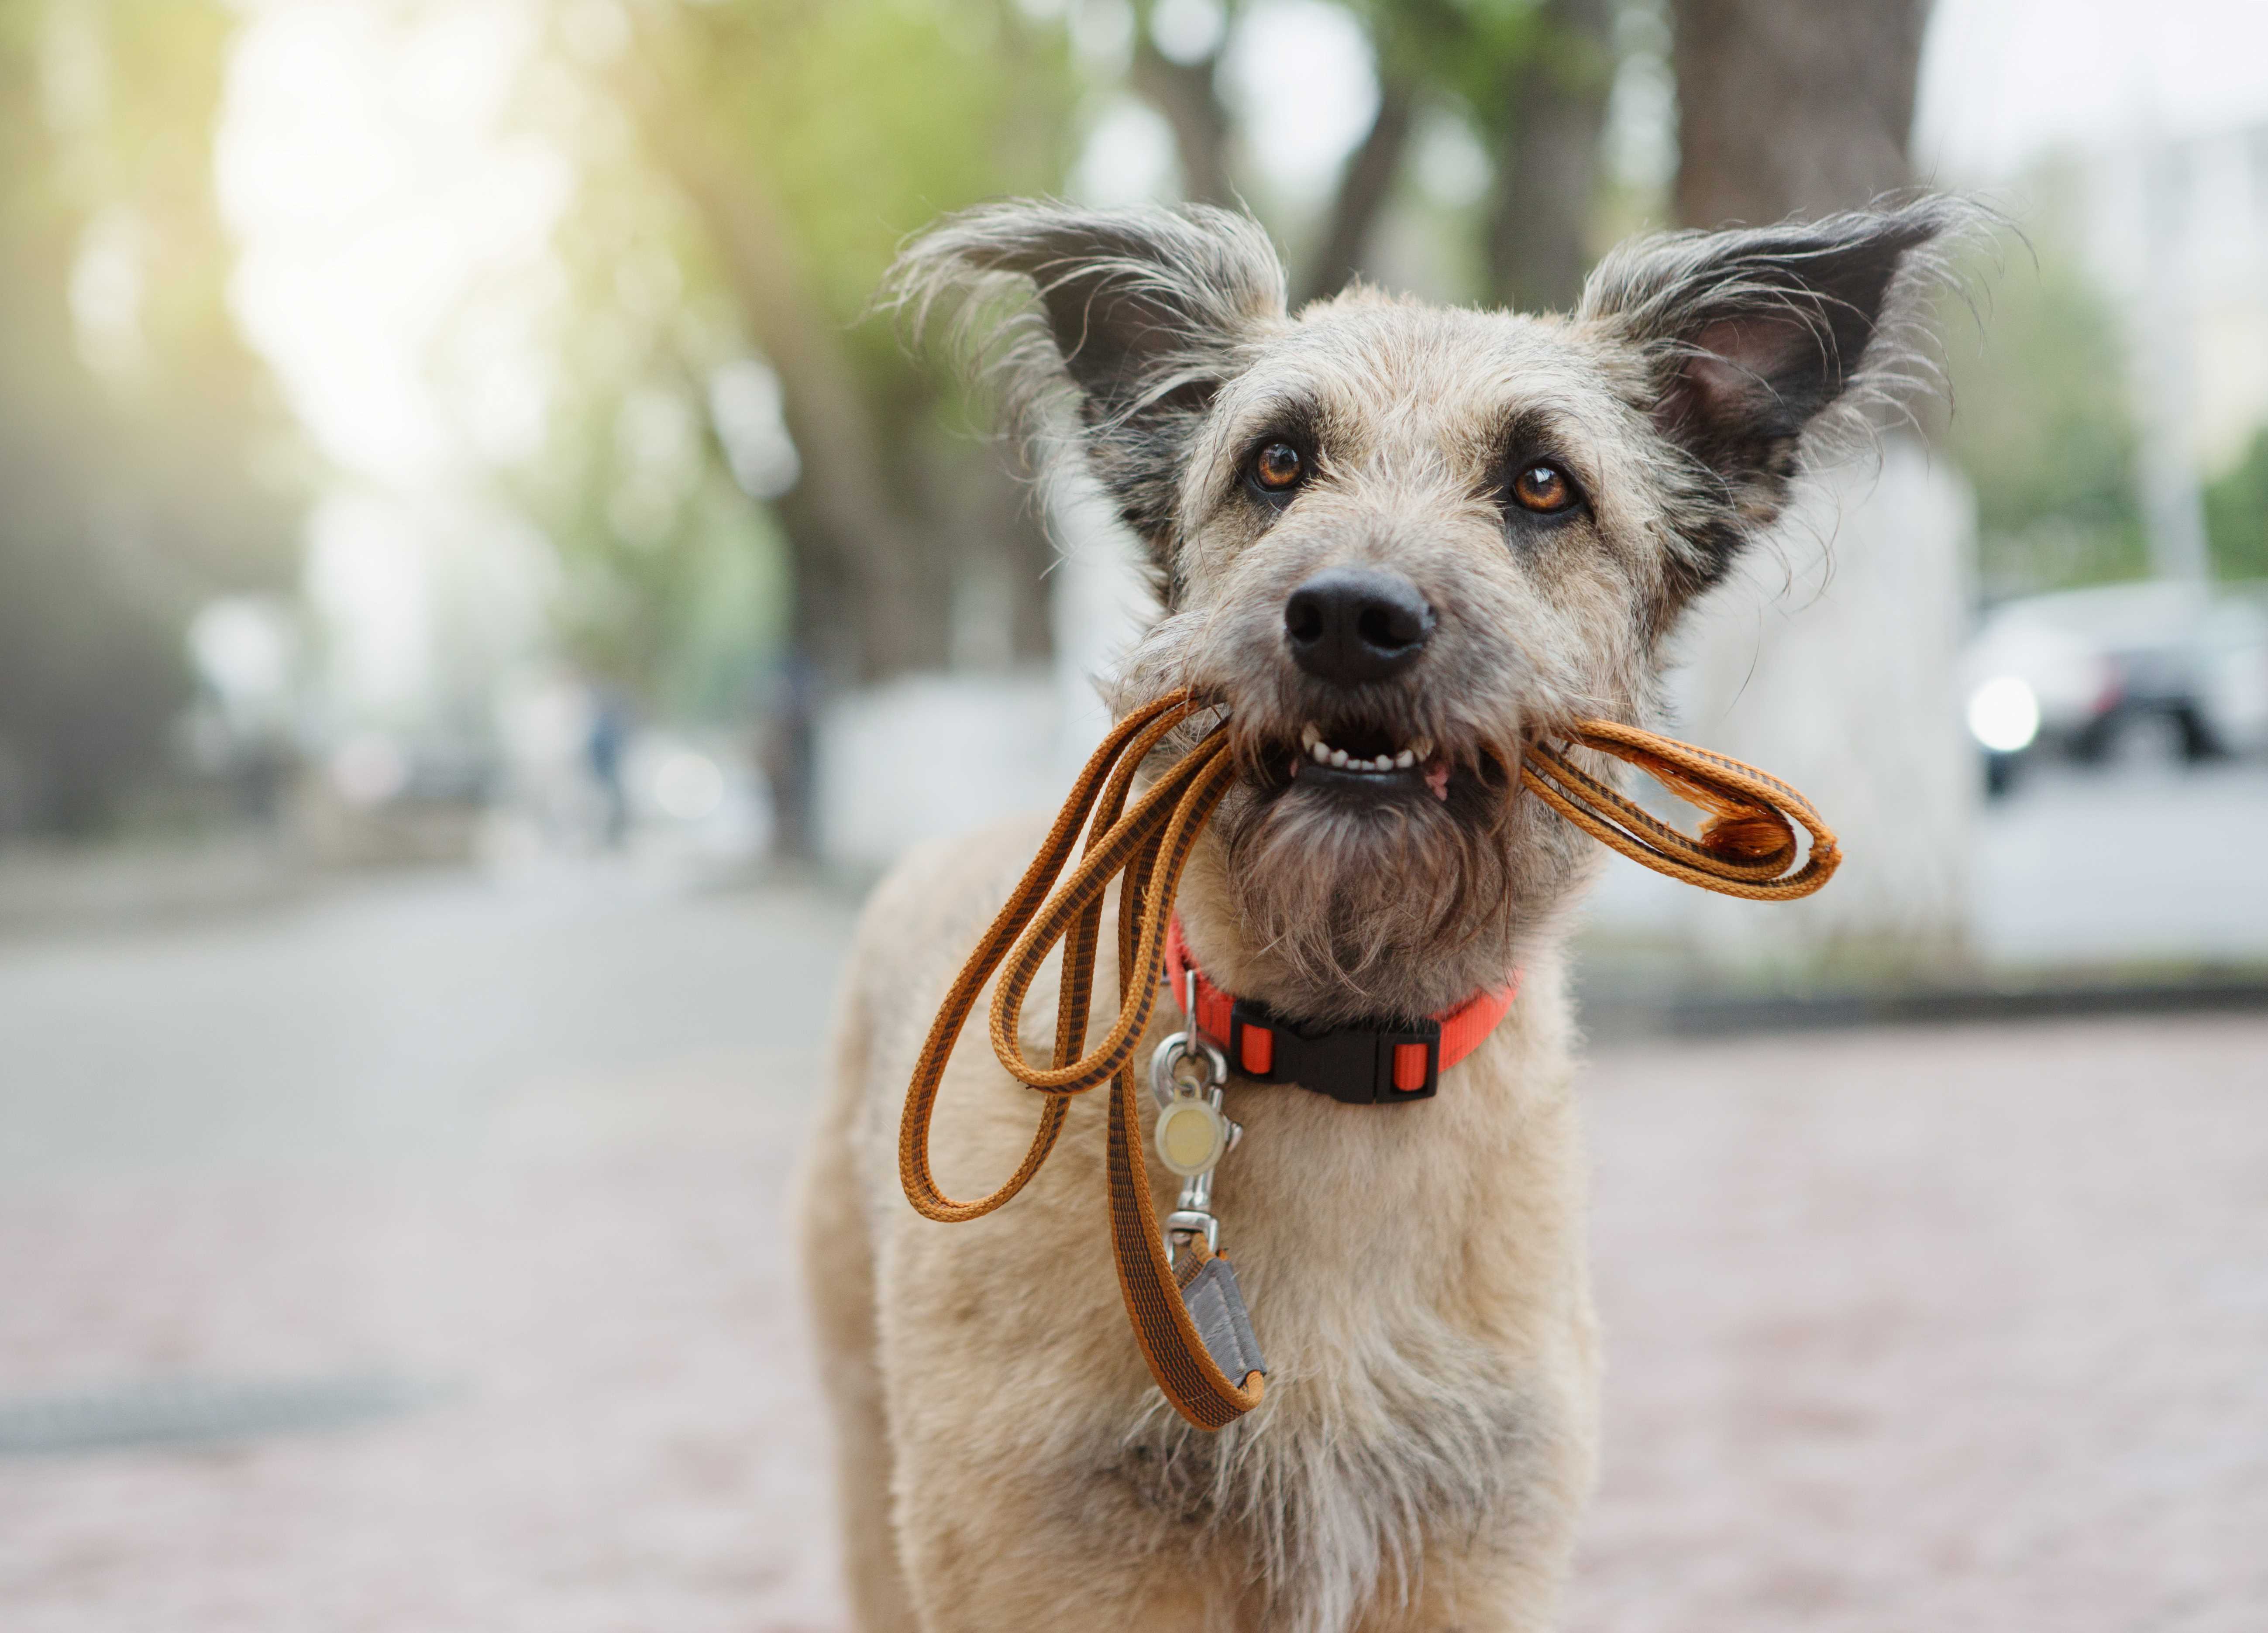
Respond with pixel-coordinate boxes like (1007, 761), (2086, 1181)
(1520, 721), (1840, 900)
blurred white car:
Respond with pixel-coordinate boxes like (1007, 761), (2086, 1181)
(1961, 580), (2268, 791)
(2195, 585), (2268, 754)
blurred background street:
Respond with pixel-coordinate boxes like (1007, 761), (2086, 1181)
(4, 865), (2265, 1631)
(7, 0), (2268, 1625)
(0, 869), (855, 1631)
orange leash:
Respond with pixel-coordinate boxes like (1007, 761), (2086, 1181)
(898, 693), (1838, 1431)
(1519, 723), (1840, 901)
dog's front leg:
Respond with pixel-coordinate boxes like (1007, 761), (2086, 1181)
(874, 1052), (1252, 1633)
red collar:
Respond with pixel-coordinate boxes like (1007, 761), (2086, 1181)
(1164, 916), (1518, 1105)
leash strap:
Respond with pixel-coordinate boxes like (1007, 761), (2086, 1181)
(897, 698), (1838, 1432)
(1520, 722), (1839, 900)
(897, 689), (1265, 1428)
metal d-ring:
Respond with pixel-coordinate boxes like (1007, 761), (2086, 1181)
(1149, 966), (1228, 1109)
(1149, 1030), (1229, 1112)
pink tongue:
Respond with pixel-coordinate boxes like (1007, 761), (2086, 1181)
(1424, 760), (1450, 801)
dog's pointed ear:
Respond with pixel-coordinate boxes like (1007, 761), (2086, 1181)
(1577, 198), (1967, 560)
(889, 200), (1287, 559)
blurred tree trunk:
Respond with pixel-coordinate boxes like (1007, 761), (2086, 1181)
(1664, 0), (1975, 977)
(619, 13), (1062, 856)
(1131, 31), (1236, 209)
(1296, 76), (1416, 306)
(1487, 0), (1617, 312)
(1671, 0), (1929, 227)
(1296, 0), (1620, 314)
(0, 3), (297, 835)
(659, 143), (930, 675)
(639, 113), (924, 859)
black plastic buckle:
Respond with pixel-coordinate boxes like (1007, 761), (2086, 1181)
(1227, 998), (1441, 1105)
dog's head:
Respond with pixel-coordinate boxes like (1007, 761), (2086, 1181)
(894, 199), (1960, 1021)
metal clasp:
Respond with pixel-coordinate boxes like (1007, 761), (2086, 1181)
(1150, 970), (1239, 1268)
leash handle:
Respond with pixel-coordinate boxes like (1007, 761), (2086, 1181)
(1521, 721), (1840, 901)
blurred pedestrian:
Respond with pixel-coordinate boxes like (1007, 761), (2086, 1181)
(587, 687), (633, 849)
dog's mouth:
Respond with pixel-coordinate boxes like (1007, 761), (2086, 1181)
(1246, 716), (1503, 807)
(1291, 719), (1450, 798)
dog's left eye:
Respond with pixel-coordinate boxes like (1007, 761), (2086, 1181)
(1510, 462), (1577, 514)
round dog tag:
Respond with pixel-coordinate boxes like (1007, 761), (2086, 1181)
(1156, 1097), (1229, 1177)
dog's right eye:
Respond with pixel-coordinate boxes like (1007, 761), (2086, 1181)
(1249, 442), (1304, 494)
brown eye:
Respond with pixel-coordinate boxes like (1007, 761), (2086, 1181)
(1251, 442), (1304, 492)
(1511, 462), (1574, 513)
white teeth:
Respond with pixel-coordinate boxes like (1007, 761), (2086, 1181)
(1303, 731), (1435, 772)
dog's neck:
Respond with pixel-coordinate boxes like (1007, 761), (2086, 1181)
(1171, 831), (1549, 1028)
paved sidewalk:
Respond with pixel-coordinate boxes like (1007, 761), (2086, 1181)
(1, 871), (2262, 1630)
(1567, 1016), (2268, 1633)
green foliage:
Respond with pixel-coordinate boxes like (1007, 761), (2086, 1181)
(1937, 184), (2147, 598)
(2204, 427), (2268, 583)
(500, 87), (774, 714)
(1353, 0), (1545, 128)
(0, 0), (299, 833)
(511, 0), (1081, 710)
(670, 0), (1076, 388)
(524, 366), (790, 716)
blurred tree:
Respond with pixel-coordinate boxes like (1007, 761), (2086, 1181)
(1479, 0), (1616, 310)
(0, 0), (299, 835)
(527, 0), (1077, 853)
(1297, 57), (1416, 305)
(1133, 0), (1239, 210)
(1294, 0), (1621, 311)
(523, 0), (1648, 853)
(521, 368), (790, 725)
(494, 74), (788, 732)
(2203, 429), (2268, 583)
(1936, 211), (2148, 597)
(1660, 4), (2153, 600)
(1669, 0), (1928, 226)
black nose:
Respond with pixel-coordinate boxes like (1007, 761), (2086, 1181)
(1283, 568), (1435, 686)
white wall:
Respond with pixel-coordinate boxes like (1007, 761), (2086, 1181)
(1587, 437), (1982, 973)
(812, 484), (1155, 870)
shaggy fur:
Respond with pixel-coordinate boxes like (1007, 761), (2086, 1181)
(800, 197), (1966, 1632)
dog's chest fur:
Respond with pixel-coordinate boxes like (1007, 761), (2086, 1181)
(1097, 1305), (1556, 1631)
(1020, 976), (1591, 1627)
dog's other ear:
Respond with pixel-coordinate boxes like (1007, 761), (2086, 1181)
(889, 200), (1287, 559)
(1578, 197), (1966, 570)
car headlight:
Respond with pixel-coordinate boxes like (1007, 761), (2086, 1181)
(1966, 675), (2041, 753)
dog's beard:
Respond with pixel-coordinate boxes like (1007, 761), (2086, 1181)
(1215, 773), (1519, 1025)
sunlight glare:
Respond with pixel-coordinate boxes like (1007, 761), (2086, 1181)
(217, 0), (569, 486)
(1219, 0), (1377, 204)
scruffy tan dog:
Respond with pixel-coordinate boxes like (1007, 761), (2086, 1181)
(796, 197), (1959, 1632)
